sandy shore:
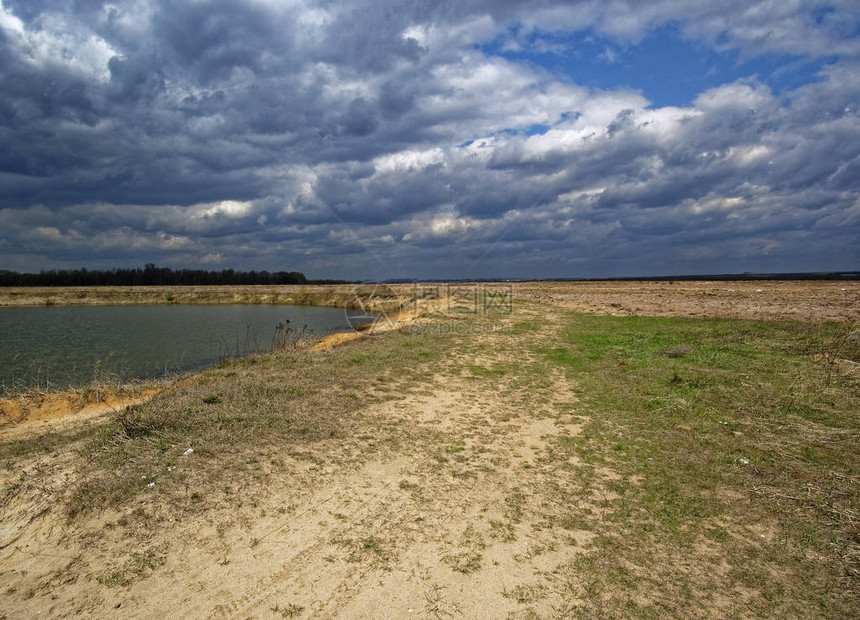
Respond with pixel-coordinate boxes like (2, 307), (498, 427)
(0, 385), (170, 440)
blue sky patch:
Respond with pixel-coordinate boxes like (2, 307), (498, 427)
(479, 24), (837, 107)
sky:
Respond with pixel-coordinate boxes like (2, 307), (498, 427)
(1, 1), (859, 280)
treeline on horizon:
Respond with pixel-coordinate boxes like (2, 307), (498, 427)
(0, 264), (346, 287)
(382, 271), (859, 283)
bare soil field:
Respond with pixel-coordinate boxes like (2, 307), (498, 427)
(2, 280), (856, 323)
(0, 283), (857, 618)
(513, 280), (859, 322)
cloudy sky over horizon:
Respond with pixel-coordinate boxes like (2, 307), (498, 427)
(1, 0), (859, 280)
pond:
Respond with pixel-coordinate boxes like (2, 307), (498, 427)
(0, 304), (353, 392)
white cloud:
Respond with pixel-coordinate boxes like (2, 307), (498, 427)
(0, 0), (858, 277)
(0, 2), (117, 81)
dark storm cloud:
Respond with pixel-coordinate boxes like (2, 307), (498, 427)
(0, 0), (858, 277)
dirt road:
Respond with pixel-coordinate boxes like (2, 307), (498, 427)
(1, 304), (589, 618)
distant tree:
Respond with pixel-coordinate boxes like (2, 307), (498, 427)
(0, 266), (329, 286)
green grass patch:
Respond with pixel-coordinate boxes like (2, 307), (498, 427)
(539, 313), (859, 616)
